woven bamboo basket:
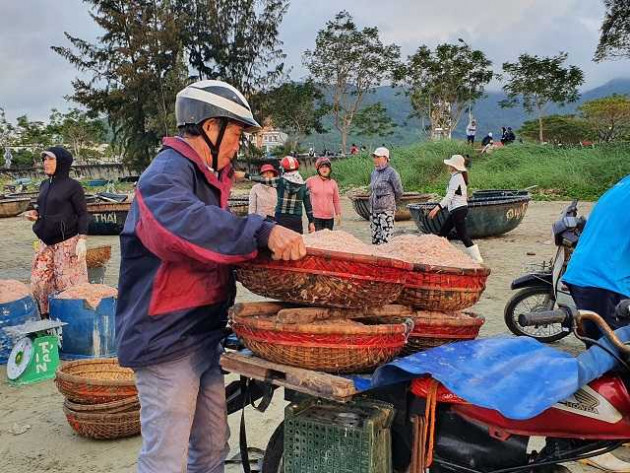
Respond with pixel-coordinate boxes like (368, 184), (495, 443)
(231, 314), (410, 373)
(63, 405), (141, 439)
(402, 311), (485, 355)
(86, 245), (112, 269)
(236, 248), (412, 309)
(63, 396), (140, 414)
(228, 202), (249, 216)
(55, 359), (137, 404)
(396, 263), (490, 311)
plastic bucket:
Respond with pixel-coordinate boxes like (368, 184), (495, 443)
(49, 296), (117, 360)
(0, 295), (40, 364)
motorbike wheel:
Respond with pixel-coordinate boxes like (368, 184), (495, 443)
(262, 421), (284, 473)
(504, 286), (569, 343)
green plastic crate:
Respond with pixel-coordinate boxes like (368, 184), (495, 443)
(283, 398), (394, 473)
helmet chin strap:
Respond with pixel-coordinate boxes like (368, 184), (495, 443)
(198, 118), (228, 172)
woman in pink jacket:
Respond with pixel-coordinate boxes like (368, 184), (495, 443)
(306, 157), (342, 231)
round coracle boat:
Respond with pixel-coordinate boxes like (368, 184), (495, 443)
(408, 194), (531, 239)
(348, 191), (436, 221)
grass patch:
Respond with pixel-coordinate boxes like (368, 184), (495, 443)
(331, 141), (630, 201)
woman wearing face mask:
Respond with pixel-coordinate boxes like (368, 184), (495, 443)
(248, 163), (278, 220)
(247, 156), (315, 234)
(428, 154), (483, 263)
(306, 157), (342, 231)
(369, 147), (403, 245)
(27, 146), (89, 317)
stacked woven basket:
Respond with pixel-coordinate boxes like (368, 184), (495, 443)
(55, 359), (140, 440)
(234, 248), (417, 373)
(235, 236), (491, 367)
(397, 261), (490, 354)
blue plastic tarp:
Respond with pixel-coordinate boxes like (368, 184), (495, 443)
(356, 327), (630, 420)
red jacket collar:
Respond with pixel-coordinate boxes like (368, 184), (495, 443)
(162, 137), (233, 207)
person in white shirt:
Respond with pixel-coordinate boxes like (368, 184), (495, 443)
(428, 155), (483, 263)
(466, 119), (477, 144)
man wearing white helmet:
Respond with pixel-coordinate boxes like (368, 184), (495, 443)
(115, 80), (305, 473)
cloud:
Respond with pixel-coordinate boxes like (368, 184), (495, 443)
(0, 0), (96, 121)
(1, 0), (628, 121)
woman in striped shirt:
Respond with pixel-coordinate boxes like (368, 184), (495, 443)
(247, 156), (314, 234)
(429, 154), (483, 263)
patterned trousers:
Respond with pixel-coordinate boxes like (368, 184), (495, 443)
(31, 235), (88, 315)
(370, 211), (395, 245)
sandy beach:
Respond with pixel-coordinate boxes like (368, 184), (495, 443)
(0, 197), (597, 472)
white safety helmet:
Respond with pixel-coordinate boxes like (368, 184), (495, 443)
(176, 80), (261, 131)
(175, 80), (261, 169)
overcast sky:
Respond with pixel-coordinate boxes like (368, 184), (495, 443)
(1, 0), (628, 121)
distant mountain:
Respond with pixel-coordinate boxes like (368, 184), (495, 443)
(453, 78), (630, 139)
(305, 78), (630, 150)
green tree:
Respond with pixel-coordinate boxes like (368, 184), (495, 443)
(500, 52), (584, 143)
(351, 103), (397, 139)
(303, 11), (400, 153)
(579, 94), (630, 142)
(265, 81), (328, 147)
(15, 115), (53, 150)
(175, 0), (288, 97)
(48, 108), (107, 161)
(595, 0), (630, 61)
(52, 1), (185, 169)
(518, 115), (595, 145)
(397, 40), (493, 140)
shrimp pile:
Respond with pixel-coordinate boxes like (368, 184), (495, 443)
(379, 235), (481, 269)
(0, 280), (32, 304)
(56, 284), (118, 309)
(303, 231), (480, 269)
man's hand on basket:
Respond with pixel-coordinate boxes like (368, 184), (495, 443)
(268, 225), (306, 261)
(428, 206), (440, 219)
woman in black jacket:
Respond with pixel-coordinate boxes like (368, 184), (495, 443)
(27, 146), (90, 316)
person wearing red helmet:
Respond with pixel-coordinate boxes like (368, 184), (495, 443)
(247, 155), (315, 233)
(306, 157), (342, 231)
(248, 163), (278, 219)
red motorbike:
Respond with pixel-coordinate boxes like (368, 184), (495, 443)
(413, 302), (630, 473)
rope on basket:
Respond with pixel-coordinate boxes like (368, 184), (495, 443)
(422, 378), (440, 467)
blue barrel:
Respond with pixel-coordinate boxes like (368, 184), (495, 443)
(0, 295), (39, 364)
(49, 295), (117, 360)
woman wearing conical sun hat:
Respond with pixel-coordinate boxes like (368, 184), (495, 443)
(428, 154), (483, 263)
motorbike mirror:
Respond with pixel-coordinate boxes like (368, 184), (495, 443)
(614, 300), (630, 321)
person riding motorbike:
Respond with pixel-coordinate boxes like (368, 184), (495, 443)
(563, 175), (630, 341)
(115, 80), (306, 473)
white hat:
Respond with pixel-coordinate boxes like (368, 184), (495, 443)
(443, 154), (467, 172)
(488, 132), (493, 137)
(372, 147), (390, 159)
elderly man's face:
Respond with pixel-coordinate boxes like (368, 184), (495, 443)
(203, 120), (245, 170)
